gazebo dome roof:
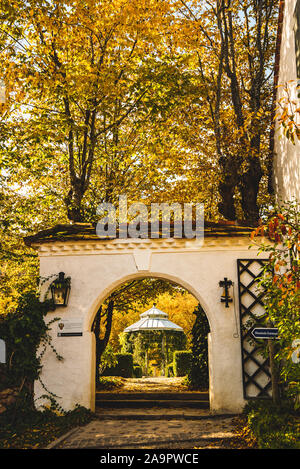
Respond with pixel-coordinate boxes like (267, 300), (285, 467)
(124, 305), (183, 333)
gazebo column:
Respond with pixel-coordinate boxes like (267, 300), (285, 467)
(161, 332), (167, 376)
(145, 349), (148, 376)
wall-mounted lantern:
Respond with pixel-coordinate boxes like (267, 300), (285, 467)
(50, 272), (71, 307)
(219, 277), (233, 308)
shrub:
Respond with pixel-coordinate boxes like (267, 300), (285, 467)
(103, 353), (133, 378)
(0, 292), (61, 414)
(97, 377), (124, 390)
(115, 353), (133, 377)
(0, 404), (94, 449)
(98, 344), (118, 376)
(244, 400), (300, 449)
(251, 200), (300, 406)
(167, 363), (174, 377)
(133, 366), (143, 378)
(262, 431), (300, 449)
(173, 351), (192, 377)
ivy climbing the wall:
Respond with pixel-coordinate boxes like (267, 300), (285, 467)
(0, 291), (63, 418)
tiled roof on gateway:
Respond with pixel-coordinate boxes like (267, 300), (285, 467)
(24, 221), (256, 246)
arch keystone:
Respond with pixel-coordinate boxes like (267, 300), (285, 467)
(133, 249), (152, 271)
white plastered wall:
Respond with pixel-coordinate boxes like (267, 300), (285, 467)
(273, 0), (300, 202)
(33, 236), (265, 414)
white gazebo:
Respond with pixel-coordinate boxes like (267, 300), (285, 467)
(124, 304), (184, 376)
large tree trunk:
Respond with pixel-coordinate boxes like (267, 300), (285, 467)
(240, 157), (263, 225)
(215, 0), (272, 225)
(217, 155), (240, 221)
(64, 187), (85, 223)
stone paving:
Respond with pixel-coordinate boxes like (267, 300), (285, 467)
(47, 378), (242, 450)
(48, 412), (239, 449)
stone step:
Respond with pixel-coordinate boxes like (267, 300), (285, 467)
(96, 399), (209, 409)
(96, 392), (209, 401)
(78, 435), (236, 450)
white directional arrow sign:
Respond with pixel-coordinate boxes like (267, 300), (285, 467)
(251, 327), (279, 340)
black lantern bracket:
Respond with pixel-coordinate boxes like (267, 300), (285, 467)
(219, 277), (233, 308)
(50, 272), (71, 308)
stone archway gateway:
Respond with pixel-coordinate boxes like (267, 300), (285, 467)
(24, 222), (268, 415)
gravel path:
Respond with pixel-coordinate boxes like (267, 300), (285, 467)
(101, 376), (200, 393)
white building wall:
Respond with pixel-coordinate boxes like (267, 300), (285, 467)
(273, 0), (300, 202)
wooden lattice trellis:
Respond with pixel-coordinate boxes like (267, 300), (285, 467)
(237, 259), (272, 399)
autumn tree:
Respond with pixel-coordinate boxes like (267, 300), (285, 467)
(176, 0), (279, 224)
(0, 0), (284, 318)
(0, 0), (182, 222)
(1, 0), (280, 227)
(0, 169), (67, 314)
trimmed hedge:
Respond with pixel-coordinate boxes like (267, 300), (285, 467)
(102, 353), (133, 378)
(173, 351), (192, 377)
(133, 366), (143, 378)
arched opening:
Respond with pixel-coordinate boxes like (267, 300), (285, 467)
(89, 273), (211, 412)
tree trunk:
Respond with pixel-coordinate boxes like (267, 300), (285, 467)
(217, 155), (240, 220)
(98, 300), (114, 361)
(93, 301), (114, 384)
(218, 181), (236, 221)
(240, 155), (263, 225)
(93, 306), (102, 385)
(64, 187), (85, 223)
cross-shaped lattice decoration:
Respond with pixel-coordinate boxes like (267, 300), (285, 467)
(237, 259), (272, 399)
